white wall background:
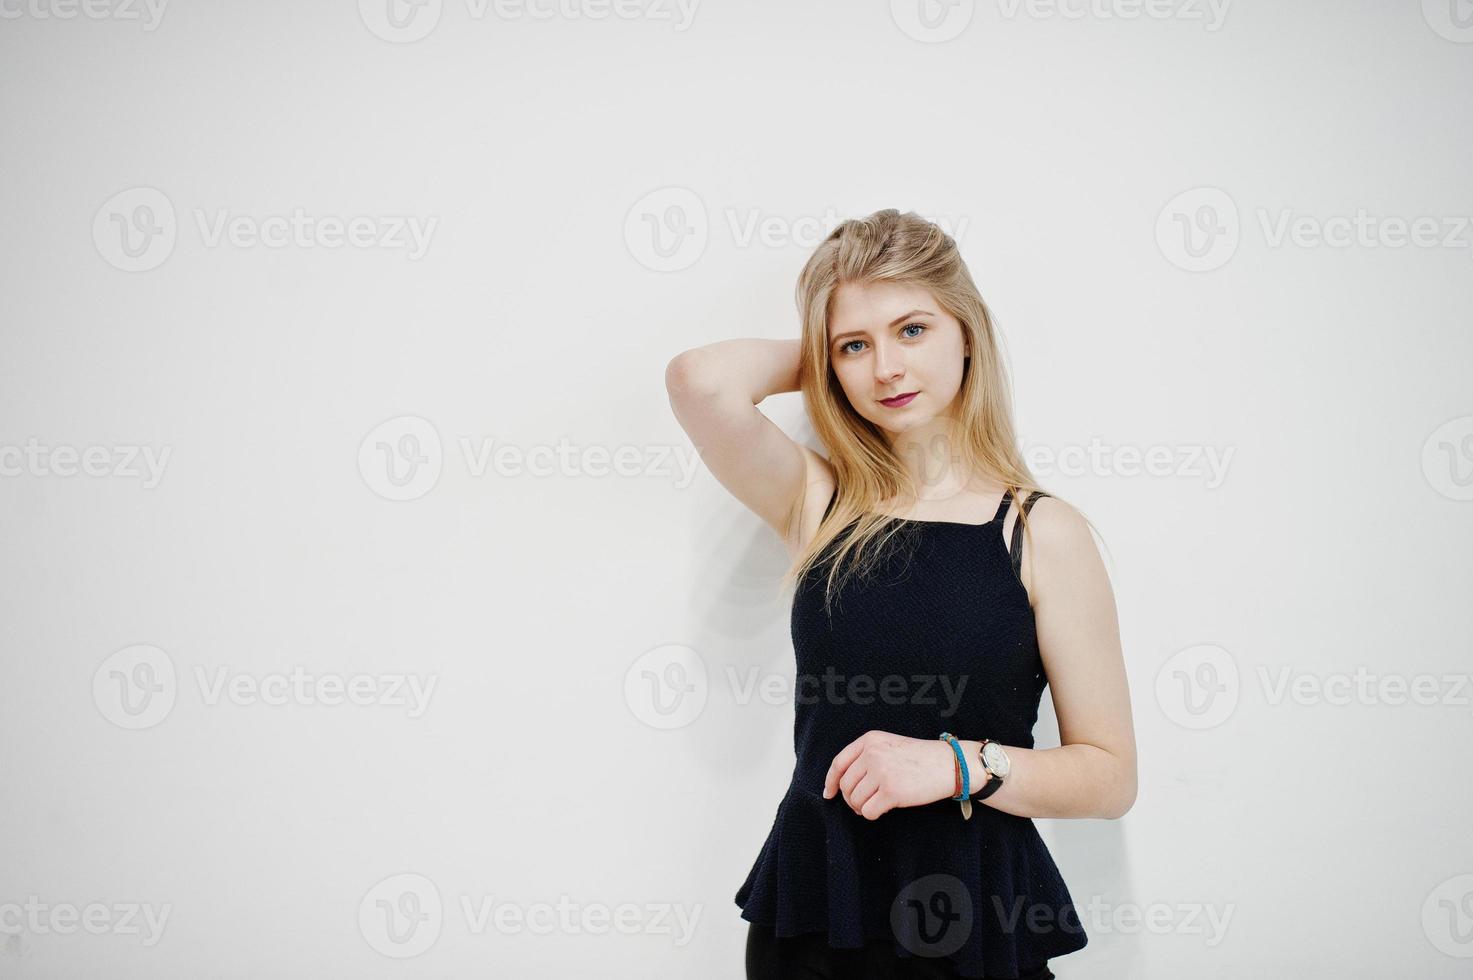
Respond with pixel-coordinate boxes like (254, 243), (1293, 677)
(1, 0), (1470, 976)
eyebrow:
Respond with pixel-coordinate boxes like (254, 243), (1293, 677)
(830, 309), (935, 345)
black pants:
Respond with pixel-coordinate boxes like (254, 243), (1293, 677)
(745, 921), (1055, 980)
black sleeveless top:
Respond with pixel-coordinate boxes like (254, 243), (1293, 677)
(734, 487), (1088, 978)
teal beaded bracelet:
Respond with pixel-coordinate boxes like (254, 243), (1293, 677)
(938, 732), (973, 820)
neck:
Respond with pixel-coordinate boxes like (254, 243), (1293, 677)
(885, 416), (974, 500)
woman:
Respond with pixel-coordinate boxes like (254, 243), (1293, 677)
(664, 209), (1137, 979)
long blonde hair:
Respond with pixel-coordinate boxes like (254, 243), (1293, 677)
(779, 208), (1100, 612)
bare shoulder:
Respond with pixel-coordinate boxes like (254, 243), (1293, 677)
(1025, 495), (1094, 551)
(1011, 495), (1106, 606)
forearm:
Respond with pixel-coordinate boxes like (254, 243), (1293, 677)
(668, 338), (801, 404)
(955, 739), (1134, 820)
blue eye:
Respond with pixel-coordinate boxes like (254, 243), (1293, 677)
(837, 323), (926, 356)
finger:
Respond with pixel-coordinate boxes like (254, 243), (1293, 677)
(859, 788), (890, 821)
(849, 772), (881, 817)
(823, 738), (866, 799)
(838, 758), (869, 809)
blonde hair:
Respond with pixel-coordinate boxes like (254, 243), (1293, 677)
(778, 208), (1102, 613)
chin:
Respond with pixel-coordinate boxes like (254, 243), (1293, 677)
(871, 413), (932, 436)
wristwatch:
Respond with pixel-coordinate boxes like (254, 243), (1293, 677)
(973, 739), (1010, 801)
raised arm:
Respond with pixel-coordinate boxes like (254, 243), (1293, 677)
(664, 339), (831, 548)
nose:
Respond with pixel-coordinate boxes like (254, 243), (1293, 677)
(872, 341), (904, 385)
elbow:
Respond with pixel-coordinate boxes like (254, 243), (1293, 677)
(1073, 743), (1136, 820)
(1103, 790), (1135, 820)
(1103, 770), (1137, 820)
(664, 350), (717, 400)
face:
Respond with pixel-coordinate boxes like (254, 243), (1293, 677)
(826, 280), (970, 441)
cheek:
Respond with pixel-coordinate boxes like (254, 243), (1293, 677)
(927, 345), (966, 384)
(832, 362), (866, 404)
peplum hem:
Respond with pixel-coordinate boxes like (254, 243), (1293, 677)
(734, 779), (1088, 979)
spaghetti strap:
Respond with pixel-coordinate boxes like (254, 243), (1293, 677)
(1008, 490), (1050, 577)
(821, 485), (838, 522)
(991, 487), (1016, 524)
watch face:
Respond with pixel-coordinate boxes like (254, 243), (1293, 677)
(983, 741), (1011, 777)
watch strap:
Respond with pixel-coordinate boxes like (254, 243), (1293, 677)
(974, 739), (1005, 801)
